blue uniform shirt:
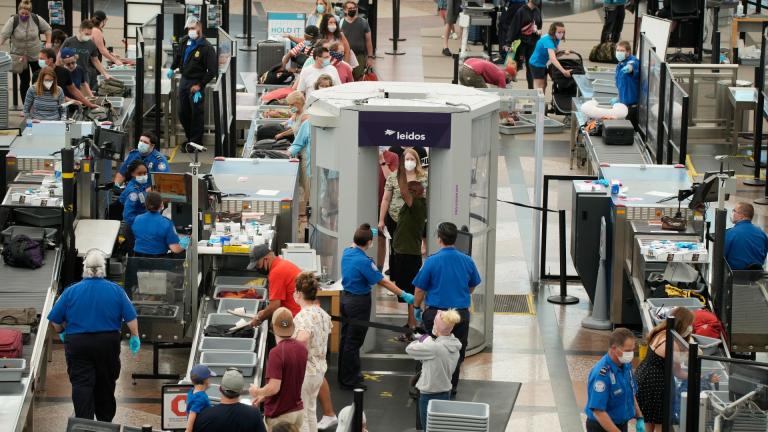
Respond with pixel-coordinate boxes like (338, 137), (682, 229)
(615, 55), (640, 105)
(341, 246), (384, 295)
(412, 247), (482, 309)
(529, 34), (559, 68)
(119, 179), (149, 226)
(132, 211), (180, 255)
(186, 389), (211, 414)
(585, 354), (637, 425)
(118, 149), (169, 178)
(48, 278), (137, 335)
(725, 220), (768, 270)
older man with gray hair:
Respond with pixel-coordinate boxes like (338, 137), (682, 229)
(48, 249), (140, 422)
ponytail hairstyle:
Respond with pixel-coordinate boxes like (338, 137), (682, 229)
(295, 271), (319, 301)
(353, 223), (374, 246)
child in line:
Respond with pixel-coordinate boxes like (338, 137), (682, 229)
(186, 364), (215, 432)
(406, 309), (463, 430)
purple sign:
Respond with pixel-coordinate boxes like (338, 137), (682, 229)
(358, 111), (452, 148)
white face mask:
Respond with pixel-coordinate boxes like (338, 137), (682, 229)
(328, 25), (337, 33)
(619, 349), (634, 364)
(80, 33), (91, 42)
(43, 80), (54, 90)
(188, 30), (199, 40)
(135, 175), (148, 184)
(404, 160), (417, 171)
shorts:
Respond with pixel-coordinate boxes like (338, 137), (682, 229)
(459, 65), (488, 88)
(530, 65), (548, 79)
(390, 253), (422, 302)
(446, 0), (461, 24)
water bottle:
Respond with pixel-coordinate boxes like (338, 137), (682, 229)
(736, 3), (744, 17)
(25, 119), (32, 136)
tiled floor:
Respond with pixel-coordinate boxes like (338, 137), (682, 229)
(27, 1), (768, 431)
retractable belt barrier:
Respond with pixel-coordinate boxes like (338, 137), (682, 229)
(330, 315), (417, 336)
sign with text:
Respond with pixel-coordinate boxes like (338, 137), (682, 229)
(267, 12), (307, 41)
(162, 384), (193, 431)
(358, 111), (452, 148)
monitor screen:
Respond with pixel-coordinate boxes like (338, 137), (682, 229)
(703, 171), (735, 202)
(283, 249), (317, 272)
(95, 127), (127, 161)
(454, 230), (473, 257)
(152, 172), (187, 203)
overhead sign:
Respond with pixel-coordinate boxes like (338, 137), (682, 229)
(162, 384), (194, 431)
(358, 111), (452, 148)
(267, 12), (307, 41)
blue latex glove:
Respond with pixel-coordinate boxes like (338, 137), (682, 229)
(192, 91), (202, 104)
(414, 307), (423, 322)
(58, 333), (65, 343)
(129, 335), (141, 355)
(609, 97), (618, 105)
(636, 418), (646, 432)
(166, 69), (174, 79)
(399, 292), (415, 305)
(622, 64), (633, 74)
(179, 236), (190, 249)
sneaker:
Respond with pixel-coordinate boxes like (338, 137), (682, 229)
(442, 48), (452, 56)
(450, 32), (458, 40)
(317, 416), (338, 430)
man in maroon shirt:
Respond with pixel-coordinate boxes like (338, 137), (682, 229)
(250, 307), (309, 429)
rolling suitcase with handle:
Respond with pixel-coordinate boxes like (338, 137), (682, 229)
(256, 40), (286, 76)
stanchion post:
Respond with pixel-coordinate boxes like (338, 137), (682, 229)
(686, 342), (701, 432)
(239, 0), (257, 52)
(547, 210), (579, 305)
(352, 388), (365, 432)
(452, 54), (459, 84)
(237, 0), (248, 38)
(385, 0), (405, 55)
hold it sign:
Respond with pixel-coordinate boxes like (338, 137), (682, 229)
(358, 111), (452, 148)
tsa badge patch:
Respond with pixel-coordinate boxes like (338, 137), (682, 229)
(593, 380), (606, 393)
(158, 162), (167, 171)
(129, 192), (138, 202)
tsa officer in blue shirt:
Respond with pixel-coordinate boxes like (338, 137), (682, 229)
(585, 328), (645, 432)
(131, 191), (187, 258)
(114, 131), (169, 186)
(48, 249), (141, 422)
(119, 159), (150, 226)
(611, 41), (640, 127)
(338, 223), (414, 390)
(725, 202), (768, 270)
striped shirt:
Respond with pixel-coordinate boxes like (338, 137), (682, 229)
(24, 87), (64, 120)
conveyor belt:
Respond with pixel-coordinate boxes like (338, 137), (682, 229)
(0, 248), (61, 432)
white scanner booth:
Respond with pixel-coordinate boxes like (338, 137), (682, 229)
(307, 82), (499, 355)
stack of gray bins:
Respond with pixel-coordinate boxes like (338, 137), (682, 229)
(427, 400), (490, 432)
(0, 52), (10, 128)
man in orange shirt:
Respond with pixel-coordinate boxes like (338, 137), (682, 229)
(248, 244), (302, 326)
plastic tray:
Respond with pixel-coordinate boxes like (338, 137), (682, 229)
(0, 358), (26, 382)
(13, 207), (61, 227)
(646, 298), (704, 310)
(692, 334), (721, 355)
(499, 123), (535, 135)
(214, 276), (267, 288)
(1, 226), (56, 242)
(427, 400), (489, 421)
(135, 304), (179, 320)
(213, 285), (266, 301)
(205, 313), (244, 328)
(427, 419), (487, 431)
(217, 298), (260, 315)
(519, 114), (566, 133)
(199, 351), (258, 376)
(199, 336), (256, 352)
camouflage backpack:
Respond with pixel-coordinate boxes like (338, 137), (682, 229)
(589, 41), (618, 64)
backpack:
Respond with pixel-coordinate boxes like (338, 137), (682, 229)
(589, 41), (618, 64)
(259, 64), (295, 85)
(12, 14), (42, 35)
(693, 309), (724, 340)
(0, 329), (23, 358)
(2, 235), (44, 269)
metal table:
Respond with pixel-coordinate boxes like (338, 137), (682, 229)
(727, 86), (757, 152)
(74, 219), (121, 258)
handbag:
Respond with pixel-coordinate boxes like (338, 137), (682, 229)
(0, 308), (37, 326)
(362, 66), (379, 81)
(10, 53), (26, 75)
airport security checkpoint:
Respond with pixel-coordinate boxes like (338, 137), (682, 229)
(0, 0), (767, 431)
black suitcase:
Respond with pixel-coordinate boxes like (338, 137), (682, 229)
(256, 40), (286, 76)
(603, 119), (634, 145)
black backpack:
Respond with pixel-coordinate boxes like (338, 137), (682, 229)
(2, 235), (44, 269)
(12, 14), (42, 34)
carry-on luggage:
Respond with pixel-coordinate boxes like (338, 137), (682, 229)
(256, 40), (286, 76)
(0, 329), (23, 358)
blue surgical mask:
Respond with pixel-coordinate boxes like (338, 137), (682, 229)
(135, 175), (148, 184)
(615, 51), (626, 62)
(322, 59), (331, 67)
(38, 59), (47, 69)
(290, 106), (298, 113)
(137, 142), (151, 154)
(316, 4), (325, 13)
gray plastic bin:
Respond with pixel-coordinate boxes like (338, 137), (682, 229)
(200, 351), (258, 376)
(0, 358), (25, 382)
(199, 336), (256, 352)
(214, 276), (267, 288)
(204, 313), (244, 328)
(217, 298), (260, 315)
(213, 285), (266, 301)
(646, 298), (704, 310)
(692, 334), (721, 355)
(427, 400), (489, 422)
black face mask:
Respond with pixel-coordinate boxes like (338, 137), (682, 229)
(347, 9), (357, 17)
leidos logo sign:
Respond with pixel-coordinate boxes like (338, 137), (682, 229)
(384, 129), (426, 141)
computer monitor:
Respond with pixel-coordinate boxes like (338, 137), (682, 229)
(454, 229), (473, 257)
(283, 249), (318, 272)
(94, 126), (127, 162)
(703, 170), (735, 201)
(152, 172), (187, 203)
(687, 175), (718, 211)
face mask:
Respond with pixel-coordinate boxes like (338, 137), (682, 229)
(322, 59), (331, 67)
(188, 30), (199, 40)
(328, 25), (337, 33)
(137, 142), (151, 154)
(684, 325), (693, 337)
(555, 32), (565, 40)
(404, 160), (417, 171)
(347, 9), (357, 17)
(38, 59), (48, 69)
(43, 80), (54, 90)
(615, 51), (626, 62)
(330, 51), (344, 62)
(135, 175), (148, 184)
(316, 4), (326, 13)
(619, 349), (634, 364)
(20, 15), (29, 22)
(290, 106), (298, 113)
(80, 34), (92, 42)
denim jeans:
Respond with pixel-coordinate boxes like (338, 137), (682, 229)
(419, 391), (451, 430)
